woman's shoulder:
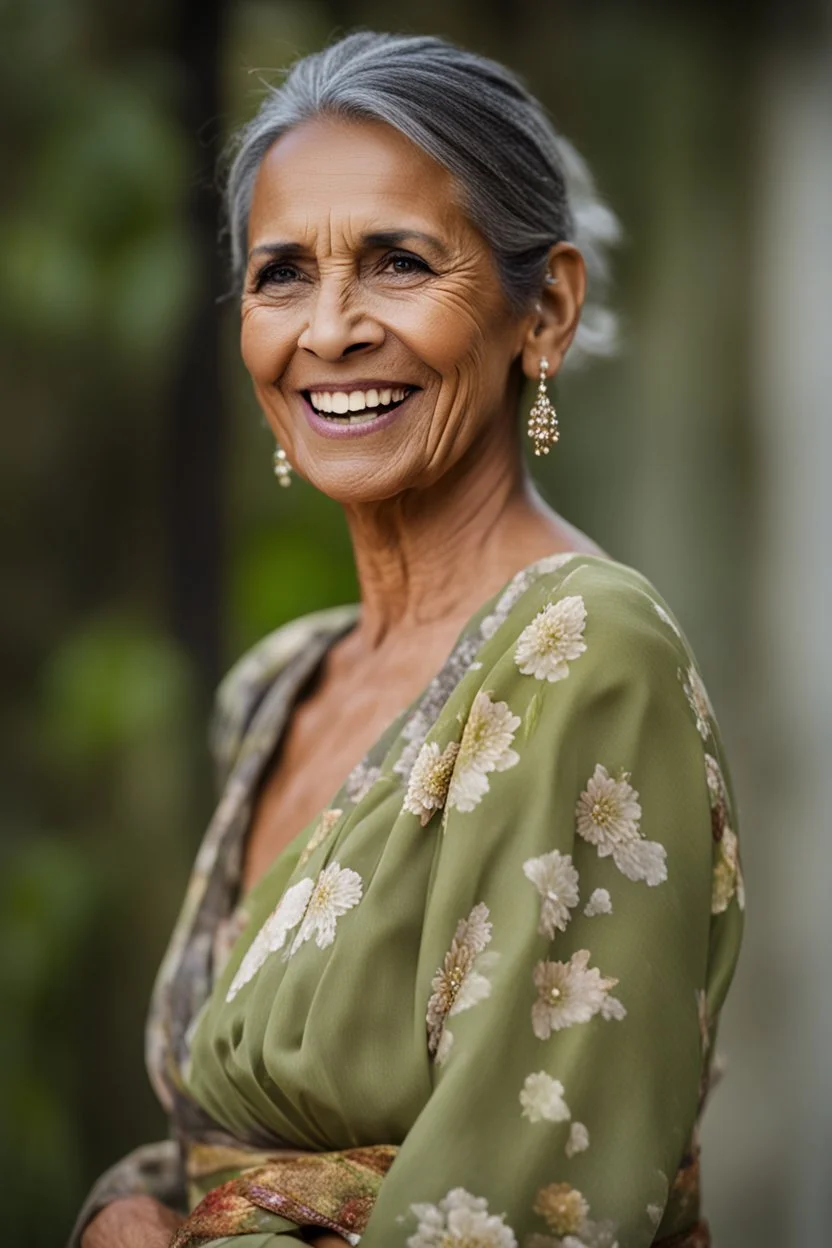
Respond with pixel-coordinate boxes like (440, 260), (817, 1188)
(481, 550), (730, 781)
(486, 549), (691, 663)
(210, 603), (358, 782)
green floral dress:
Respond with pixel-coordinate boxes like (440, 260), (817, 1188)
(70, 552), (744, 1248)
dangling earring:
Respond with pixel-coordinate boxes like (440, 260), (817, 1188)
(527, 357), (560, 456)
(272, 444), (292, 487)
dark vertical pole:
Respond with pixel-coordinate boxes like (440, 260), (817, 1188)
(165, 0), (226, 697)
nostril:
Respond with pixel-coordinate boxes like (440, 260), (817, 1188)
(343, 341), (373, 356)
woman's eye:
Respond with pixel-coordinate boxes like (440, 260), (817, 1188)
(253, 262), (302, 290)
(383, 252), (432, 277)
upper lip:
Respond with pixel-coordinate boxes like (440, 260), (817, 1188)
(298, 380), (419, 393)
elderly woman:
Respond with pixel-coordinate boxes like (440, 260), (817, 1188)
(75, 31), (744, 1248)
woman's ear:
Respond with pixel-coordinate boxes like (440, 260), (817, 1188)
(520, 243), (587, 382)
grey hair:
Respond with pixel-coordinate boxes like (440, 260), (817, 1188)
(224, 31), (620, 367)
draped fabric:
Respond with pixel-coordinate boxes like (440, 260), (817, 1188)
(69, 553), (744, 1248)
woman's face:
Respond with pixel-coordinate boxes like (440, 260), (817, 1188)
(241, 116), (534, 503)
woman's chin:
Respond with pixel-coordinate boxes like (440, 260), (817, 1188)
(295, 458), (417, 506)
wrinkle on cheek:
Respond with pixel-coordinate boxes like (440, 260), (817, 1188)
(240, 305), (298, 382)
(422, 346), (491, 470)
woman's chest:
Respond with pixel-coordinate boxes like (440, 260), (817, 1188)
(241, 678), (411, 895)
(241, 634), (462, 894)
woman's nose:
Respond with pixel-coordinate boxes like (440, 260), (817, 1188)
(297, 280), (384, 360)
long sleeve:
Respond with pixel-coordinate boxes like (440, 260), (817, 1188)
(65, 1140), (186, 1248)
(358, 561), (743, 1246)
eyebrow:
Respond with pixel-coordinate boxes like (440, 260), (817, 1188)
(247, 230), (450, 264)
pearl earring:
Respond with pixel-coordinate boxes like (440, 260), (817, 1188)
(527, 357), (560, 456)
(272, 444), (292, 487)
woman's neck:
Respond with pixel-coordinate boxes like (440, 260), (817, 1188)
(342, 435), (577, 650)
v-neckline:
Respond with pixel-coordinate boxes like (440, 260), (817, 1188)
(232, 549), (596, 907)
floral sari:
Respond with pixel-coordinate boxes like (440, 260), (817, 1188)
(70, 552), (743, 1247)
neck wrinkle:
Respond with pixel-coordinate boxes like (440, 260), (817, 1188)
(344, 425), (530, 648)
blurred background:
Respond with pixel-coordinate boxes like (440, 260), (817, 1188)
(2, 0), (831, 1244)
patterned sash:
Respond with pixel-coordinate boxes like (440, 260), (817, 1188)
(171, 1143), (397, 1246)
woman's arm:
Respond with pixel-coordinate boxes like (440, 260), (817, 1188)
(68, 1140), (186, 1248)
(80, 1195), (184, 1248)
(356, 562), (743, 1245)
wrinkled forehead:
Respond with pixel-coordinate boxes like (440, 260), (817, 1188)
(246, 115), (478, 256)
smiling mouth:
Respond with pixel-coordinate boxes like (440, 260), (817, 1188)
(303, 385), (417, 424)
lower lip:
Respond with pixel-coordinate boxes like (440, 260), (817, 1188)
(301, 391), (416, 439)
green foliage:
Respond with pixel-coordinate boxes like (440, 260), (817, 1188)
(0, 837), (99, 1246)
(41, 614), (195, 762)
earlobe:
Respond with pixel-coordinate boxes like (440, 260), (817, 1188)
(521, 243), (586, 382)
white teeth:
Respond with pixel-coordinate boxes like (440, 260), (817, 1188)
(308, 386), (411, 415)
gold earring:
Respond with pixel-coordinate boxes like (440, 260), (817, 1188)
(527, 357), (559, 456)
(272, 444), (292, 487)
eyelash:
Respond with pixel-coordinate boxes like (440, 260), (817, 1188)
(252, 250), (433, 291)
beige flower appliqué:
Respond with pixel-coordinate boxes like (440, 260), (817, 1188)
(576, 763), (667, 886)
(523, 851), (580, 938)
(403, 740), (460, 826)
(446, 692), (520, 814)
(529, 1182), (617, 1247)
(705, 752), (745, 914)
(532, 949), (625, 1039)
(515, 594), (588, 682)
(297, 808), (343, 869)
(427, 903), (494, 1063)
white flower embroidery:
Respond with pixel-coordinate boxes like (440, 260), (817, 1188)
(583, 888), (612, 918)
(600, 995), (627, 1021)
(480, 554), (577, 643)
(531, 950), (624, 1039)
(407, 1187), (517, 1248)
(646, 1171), (669, 1232)
(345, 760), (382, 803)
(403, 740), (460, 826)
(515, 595), (588, 683)
(523, 851), (580, 937)
(287, 862), (362, 956)
(226, 878), (314, 1002)
(575, 764), (667, 886)
(704, 752), (723, 803)
(446, 692), (520, 814)
(680, 663), (712, 740)
(536, 552), (579, 575)
(520, 1072), (571, 1124)
(565, 1122), (590, 1159)
(652, 600), (683, 640)
(426, 903), (493, 1062)
(647, 1202), (663, 1228)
